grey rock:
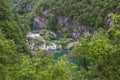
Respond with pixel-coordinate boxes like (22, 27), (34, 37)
(33, 16), (46, 28)
(57, 16), (64, 26)
(64, 17), (73, 28)
(56, 16), (73, 28)
(26, 2), (32, 11)
(108, 18), (114, 26)
(42, 10), (50, 16)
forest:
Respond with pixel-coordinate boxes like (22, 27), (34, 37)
(0, 0), (120, 80)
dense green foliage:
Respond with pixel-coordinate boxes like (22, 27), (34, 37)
(14, 0), (120, 28)
(0, 0), (120, 80)
(48, 0), (120, 28)
(73, 16), (120, 79)
(0, 0), (28, 53)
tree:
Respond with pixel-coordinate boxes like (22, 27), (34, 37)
(46, 15), (57, 32)
(0, 31), (17, 80)
(0, 0), (29, 53)
(73, 28), (120, 80)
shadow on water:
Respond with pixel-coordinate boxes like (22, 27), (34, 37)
(52, 50), (78, 64)
(52, 50), (70, 57)
(30, 26), (42, 31)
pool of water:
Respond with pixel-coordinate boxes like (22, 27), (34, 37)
(30, 26), (43, 31)
(52, 50), (70, 57)
(52, 50), (78, 64)
(29, 26), (78, 64)
(52, 35), (64, 40)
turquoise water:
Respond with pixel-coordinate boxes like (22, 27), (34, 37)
(29, 26), (78, 64)
(52, 50), (78, 64)
(30, 26), (42, 31)
(69, 58), (78, 64)
(52, 50), (70, 57)
(52, 35), (64, 40)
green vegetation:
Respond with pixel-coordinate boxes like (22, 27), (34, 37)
(47, 0), (119, 28)
(46, 15), (58, 32)
(0, 0), (29, 53)
(0, 0), (120, 80)
(72, 15), (120, 79)
(14, 0), (120, 28)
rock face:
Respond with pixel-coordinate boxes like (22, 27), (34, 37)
(32, 10), (51, 29)
(56, 16), (73, 29)
(33, 11), (90, 39)
(64, 17), (73, 29)
(72, 29), (80, 39)
(26, 2), (32, 11)
(33, 16), (46, 28)
(42, 10), (50, 16)
(108, 18), (114, 26)
(56, 16), (64, 26)
(56, 15), (90, 39)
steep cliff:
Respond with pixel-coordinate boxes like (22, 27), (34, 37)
(12, 0), (120, 38)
